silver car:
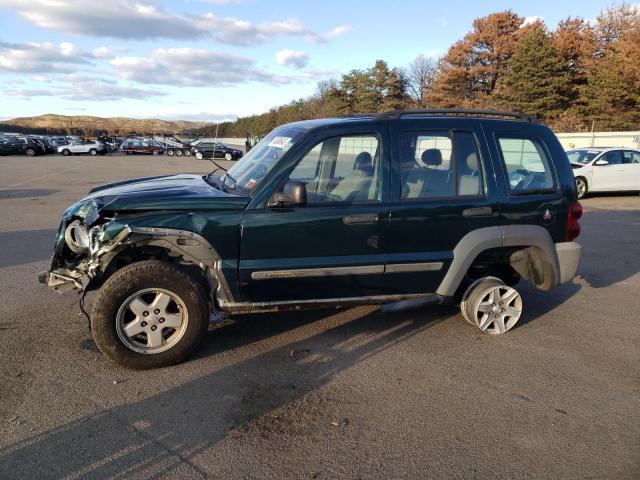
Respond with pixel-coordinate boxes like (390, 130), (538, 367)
(568, 147), (640, 198)
(58, 140), (107, 156)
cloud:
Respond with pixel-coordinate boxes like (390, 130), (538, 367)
(327, 25), (351, 37)
(111, 48), (291, 86)
(0, 0), (325, 44)
(194, 14), (323, 46)
(0, 41), (91, 73)
(522, 16), (544, 27)
(91, 45), (129, 59)
(4, 77), (165, 101)
(275, 49), (310, 69)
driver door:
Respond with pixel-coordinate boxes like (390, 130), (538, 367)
(238, 128), (390, 303)
(593, 150), (624, 190)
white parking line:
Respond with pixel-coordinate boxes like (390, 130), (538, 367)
(0, 163), (83, 190)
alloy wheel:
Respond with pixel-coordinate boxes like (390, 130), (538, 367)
(115, 288), (189, 354)
(471, 285), (522, 334)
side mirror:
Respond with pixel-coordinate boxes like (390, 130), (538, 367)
(595, 159), (609, 166)
(268, 180), (307, 208)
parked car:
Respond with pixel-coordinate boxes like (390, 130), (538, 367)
(120, 139), (164, 155)
(17, 137), (46, 155)
(40, 109), (582, 369)
(568, 147), (640, 199)
(191, 141), (243, 161)
(0, 137), (42, 156)
(58, 139), (107, 156)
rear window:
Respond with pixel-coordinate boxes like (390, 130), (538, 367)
(497, 136), (555, 194)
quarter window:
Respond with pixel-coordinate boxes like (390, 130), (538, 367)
(400, 131), (483, 199)
(497, 137), (555, 193)
(289, 135), (380, 204)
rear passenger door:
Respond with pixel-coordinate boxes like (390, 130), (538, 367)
(386, 119), (499, 294)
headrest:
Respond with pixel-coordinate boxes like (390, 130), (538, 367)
(354, 151), (373, 173)
(466, 152), (479, 171)
(421, 149), (442, 166)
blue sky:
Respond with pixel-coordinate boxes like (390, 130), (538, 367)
(0, 0), (619, 122)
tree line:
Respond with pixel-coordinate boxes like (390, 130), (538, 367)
(203, 4), (639, 137)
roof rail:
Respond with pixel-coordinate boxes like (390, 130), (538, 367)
(376, 109), (537, 123)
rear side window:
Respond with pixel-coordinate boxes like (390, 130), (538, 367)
(399, 130), (483, 199)
(497, 137), (555, 194)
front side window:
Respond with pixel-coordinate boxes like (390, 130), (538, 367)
(497, 136), (555, 194)
(400, 130), (483, 199)
(598, 150), (622, 165)
(288, 134), (380, 204)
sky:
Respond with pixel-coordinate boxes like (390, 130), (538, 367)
(0, 0), (620, 122)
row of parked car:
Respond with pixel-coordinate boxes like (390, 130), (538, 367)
(0, 133), (244, 161)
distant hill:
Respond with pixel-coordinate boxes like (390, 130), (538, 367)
(0, 114), (211, 135)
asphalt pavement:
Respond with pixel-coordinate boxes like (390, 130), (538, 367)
(0, 154), (638, 479)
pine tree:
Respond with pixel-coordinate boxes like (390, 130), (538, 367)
(498, 26), (572, 119)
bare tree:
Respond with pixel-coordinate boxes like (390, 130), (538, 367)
(405, 54), (439, 106)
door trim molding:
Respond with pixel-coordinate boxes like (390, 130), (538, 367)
(385, 262), (443, 273)
(251, 264), (383, 280)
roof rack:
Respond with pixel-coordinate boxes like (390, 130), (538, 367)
(375, 109), (537, 123)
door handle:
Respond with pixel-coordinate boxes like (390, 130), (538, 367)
(343, 213), (379, 225)
(462, 207), (493, 218)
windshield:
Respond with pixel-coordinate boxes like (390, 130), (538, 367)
(223, 125), (307, 193)
(567, 149), (599, 165)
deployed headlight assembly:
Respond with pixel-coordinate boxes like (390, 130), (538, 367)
(64, 220), (90, 253)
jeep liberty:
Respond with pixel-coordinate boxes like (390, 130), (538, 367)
(40, 110), (582, 369)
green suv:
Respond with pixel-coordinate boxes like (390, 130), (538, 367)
(40, 110), (583, 369)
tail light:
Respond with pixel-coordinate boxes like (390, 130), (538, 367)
(566, 201), (583, 241)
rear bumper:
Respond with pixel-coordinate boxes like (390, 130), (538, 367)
(555, 242), (582, 284)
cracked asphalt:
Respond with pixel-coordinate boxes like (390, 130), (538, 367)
(1, 154), (638, 479)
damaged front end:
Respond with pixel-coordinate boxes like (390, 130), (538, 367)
(39, 199), (131, 293)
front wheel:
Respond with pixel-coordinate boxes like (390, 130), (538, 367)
(195, 152), (203, 160)
(26, 148), (36, 156)
(576, 177), (588, 199)
(91, 260), (209, 369)
(89, 148), (97, 156)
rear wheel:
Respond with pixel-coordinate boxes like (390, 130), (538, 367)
(576, 177), (588, 199)
(176, 149), (183, 157)
(61, 149), (70, 156)
(91, 260), (209, 369)
(89, 148), (97, 156)
(461, 277), (523, 334)
(25, 148), (36, 156)
(167, 150), (175, 156)
(184, 149), (191, 156)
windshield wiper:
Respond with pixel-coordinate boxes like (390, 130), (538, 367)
(222, 172), (238, 190)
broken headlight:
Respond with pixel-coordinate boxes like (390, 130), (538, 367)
(64, 220), (90, 254)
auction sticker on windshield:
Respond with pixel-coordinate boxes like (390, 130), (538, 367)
(268, 136), (292, 149)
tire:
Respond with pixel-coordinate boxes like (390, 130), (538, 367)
(91, 260), (209, 369)
(176, 149), (183, 157)
(195, 152), (204, 160)
(576, 177), (588, 199)
(184, 150), (191, 156)
(62, 149), (70, 156)
(462, 277), (522, 334)
(224, 152), (232, 161)
(25, 148), (36, 156)
(152, 150), (159, 156)
(167, 150), (175, 156)
(89, 148), (97, 156)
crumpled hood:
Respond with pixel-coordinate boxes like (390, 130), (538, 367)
(65, 174), (248, 221)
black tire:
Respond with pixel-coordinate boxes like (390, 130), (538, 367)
(62, 149), (71, 156)
(576, 177), (588, 199)
(89, 148), (97, 156)
(460, 277), (504, 325)
(91, 260), (209, 369)
(25, 148), (36, 156)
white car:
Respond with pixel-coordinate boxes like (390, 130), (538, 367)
(568, 147), (640, 199)
(58, 140), (107, 156)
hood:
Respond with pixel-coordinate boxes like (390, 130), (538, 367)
(66, 174), (249, 220)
